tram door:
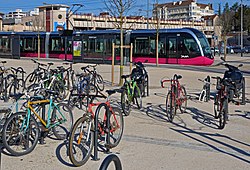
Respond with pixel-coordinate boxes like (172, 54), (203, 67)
(167, 37), (178, 64)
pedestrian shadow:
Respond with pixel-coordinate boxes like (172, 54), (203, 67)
(170, 123), (250, 164)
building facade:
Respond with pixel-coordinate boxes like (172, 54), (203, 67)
(0, 12), (3, 31)
(1, 4), (219, 45)
(153, 0), (214, 21)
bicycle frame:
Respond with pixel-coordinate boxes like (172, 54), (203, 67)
(23, 96), (68, 131)
(123, 80), (139, 102)
(78, 99), (120, 144)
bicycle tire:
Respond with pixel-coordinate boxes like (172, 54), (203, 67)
(2, 111), (40, 156)
(51, 80), (67, 101)
(166, 91), (175, 122)
(241, 77), (246, 105)
(199, 90), (205, 101)
(95, 103), (124, 148)
(95, 74), (104, 91)
(68, 116), (94, 167)
(145, 74), (149, 96)
(52, 103), (73, 140)
(214, 93), (220, 119)
(218, 99), (227, 129)
(24, 72), (38, 89)
(121, 89), (131, 116)
(99, 154), (122, 170)
(134, 85), (142, 110)
(9, 78), (25, 95)
(179, 86), (187, 113)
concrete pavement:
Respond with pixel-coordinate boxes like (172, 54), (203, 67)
(0, 54), (250, 170)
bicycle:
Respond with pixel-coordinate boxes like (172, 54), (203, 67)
(161, 74), (187, 122)
(0, 61), (16, 101)
(120, 74), (142, 116)
(2, 90), (73, 156)
(24, 59), (53, 89)
(131, 61), (149, 97)
(68, 89), (124, 167)
(198, 76), (213, 102)
(81, 64), (104, 91)
(67, 73), (98, 109)
(0, 93), (25, 141)
(212, 76), (230, 129)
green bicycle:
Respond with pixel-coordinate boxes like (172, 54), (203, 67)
(120, 74), (142, 116)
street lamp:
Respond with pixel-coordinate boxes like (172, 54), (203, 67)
(240, 0), (243, 57)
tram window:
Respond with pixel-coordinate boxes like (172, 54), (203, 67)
(23, 38), (35, 51)
(159, 37), (166, 55)
(105, 38), (112, 54)
(51, 38), (64, 52)
(89, 38), (95, 52)
(135, 37), (152, 54)
(96, 39), (104, 53)
(82, 40), (87, 52)
(0, 37), (11, 53)
(182, 33), (200, 54)
(135, 37), (146, 54)
(67, 40), (72, 53)
(169, 38), (176, 54)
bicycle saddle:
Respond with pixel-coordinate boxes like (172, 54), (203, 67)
(176, 75), (182, 80)
(47, 62), (54, 66)
(121, 75), (130, 79)
(9, 93), (25, 101)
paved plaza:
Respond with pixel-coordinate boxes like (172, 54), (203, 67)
(0, 54), (250, 170)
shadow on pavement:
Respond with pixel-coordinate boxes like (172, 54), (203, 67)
(170, 123), (250, 164)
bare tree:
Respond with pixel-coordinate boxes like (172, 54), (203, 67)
(32, 15), (44, 59)
(104, 0), (136, 85)
(220, 3), (233, 60)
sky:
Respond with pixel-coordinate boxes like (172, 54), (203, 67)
(0, 0), (250, 15)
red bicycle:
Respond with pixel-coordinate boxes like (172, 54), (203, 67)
(161, 74), (188, 122)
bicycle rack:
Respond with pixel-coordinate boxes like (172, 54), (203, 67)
(199, 76), (211, 102)
(93, 103), (111, 161)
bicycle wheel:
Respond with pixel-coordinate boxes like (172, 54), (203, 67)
(68, 116), (94, 167)
(218, 99), (228, 129)
(95, 103), (124, 148)
(145, 74), (149, 96)
(214, 93), (220, 119)
(52, 103), (73, 140)
(241, 77), (246, 105)
(134, 85), (142, 110)
(199, 90), (205, 101)
(9, 78), (25, 95)
(24, 72), (38, 89)
(179, 86), (187, 113)
(121, 89), (131, 116)
(51, 80), (67, 101)
(166, 91), (175, 122)
(2, 112), (40, 156)
(95, 74), (104, 91)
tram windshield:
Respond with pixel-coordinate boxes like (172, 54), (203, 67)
(194, 31), (212, 58)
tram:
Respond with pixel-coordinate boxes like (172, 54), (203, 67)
(0, 28), (214, 65)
